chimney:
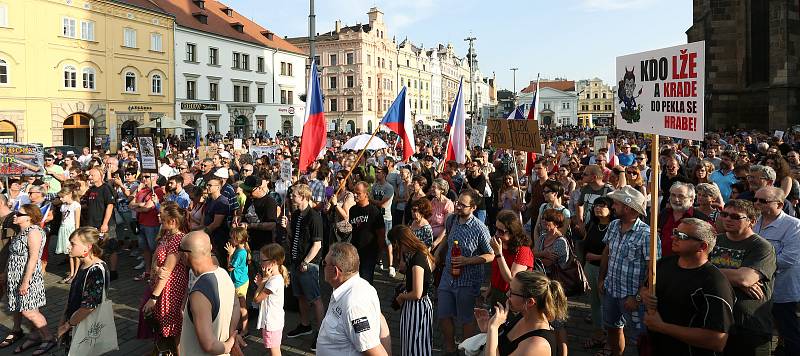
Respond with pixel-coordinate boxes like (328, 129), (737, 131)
(335, 20), (341, 33)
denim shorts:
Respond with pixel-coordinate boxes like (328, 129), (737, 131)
(602, 295), (644, 333)
(138, 225), (160, 251)
(290, 263), (321, 302)
(437, 284), (481, 325)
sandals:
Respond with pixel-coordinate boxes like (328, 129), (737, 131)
(134, 272), (150, 281)
(13, 337), (40, 354)
(0, 330), (24, 348)
(31, 340), (56, 356)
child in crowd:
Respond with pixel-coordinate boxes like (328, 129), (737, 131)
(225, 226), (251, 337)
(254, 243), (288, 356)
(56, 185), (81, 283)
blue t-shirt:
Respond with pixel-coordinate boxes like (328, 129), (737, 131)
(229, 248), (248, 288)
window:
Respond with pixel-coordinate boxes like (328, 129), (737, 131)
(241, 85), (249, 102)
(594, 93), (598, 99)
(186, 43), (196, 62)
(186, 80), (196, 99)
(63, 65), (77, 88)
(287, 90), (293, 105)
(233, 85), (241, 102)
(123, 28), (137, 48)
(62, 17), (76, 38)
(748, 0), (769, 84)
(389, 60), (392, 70)
(257, 87), (264, 103)
(367, 54), (371, 65)
(242, 54), (249, 70)
(406, 60), (410, 67)
(0, 59), (7, 84)
(602, 93), (607, 99)
(330, 98), (338, 111)
(347, 75), (354, 88)
(150, 33), (162, 51)
(329, 76), (337, 89)
(346, 52), (354, 65)
(209, 47), (218, 65)
(368, 99), (372, 111)
(367, 77), (371, 88)
(414, 80), (417, 89)
(209, 82), (218, 101)
(286, 63), (292, 76)
(280, 90), (287, 104)
(329, 54), (337, 66)
(257, 57), (264, 72)
(82, 68), (95, 89)
(80, 20), (95, 41)
(0, 5), (7, 27)
(346, 98), (354, 111)
(232, 52), (240, 69)
(125, 72), (136, 92)
(151, 74), (161, 94)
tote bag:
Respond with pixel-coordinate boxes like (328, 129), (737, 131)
(69, 263), (119, 356)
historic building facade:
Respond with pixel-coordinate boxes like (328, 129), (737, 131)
(397, 39), (433, 124)
(687, 0), (799, 130)
(152, 0), (306, 140)
(576, 78), (614, 127)
(0, 0), (175, 149)
(517, 80), (578, 127)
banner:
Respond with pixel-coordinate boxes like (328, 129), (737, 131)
(487, 119), (512, 149)
(470, 125), (487, 149)
(0, 143), (44, 176)
(508, 120), (543, 153)
(136, 135), (158, 173)
(249, 145), (280, 159)
(615, 41), (705, 140)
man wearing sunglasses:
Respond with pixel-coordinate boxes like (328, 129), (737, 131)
(738, 165), (796, 217)
(641, 218), (735, 356)
(753, 186), (800, 355)
(659, 182), (710, 257)
(709, 200), (777, 355)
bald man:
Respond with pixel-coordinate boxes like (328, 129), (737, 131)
(179, 231), (240, 355)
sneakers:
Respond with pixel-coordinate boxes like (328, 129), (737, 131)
(286, 324), (313, 338)
(389, 266), (397, 278)
(377, 262), (385, 270)
(311, 338), (316, 351)
(134, 261), (145, 270)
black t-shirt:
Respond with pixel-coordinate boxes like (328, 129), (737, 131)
(289, 206), (323, 266)
(583, 221), (610, 266)
(204, 195), (230, 246)
(83, 183), (116, 228)
(466, 174), (488, 210)
(709, 233), (776, 335)
(404, 251), (433, 297)
(244, 194), (279, 250)
(349, 203), (384, 257)
(650, 255), (735, 356)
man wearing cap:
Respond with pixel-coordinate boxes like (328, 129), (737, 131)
(599, 186), (660, 356)
(41, 154), (65, 194)
(215, 168), (241, 220)
(641, 218), (735, 355)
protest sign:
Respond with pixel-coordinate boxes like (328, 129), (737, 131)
(280, 160), (293, 181)
(593, 136), (608, 152)
(136, 135), (158, 173)
(233, 138), (243, 151)
(615, 41), (705, 140)
(774, 130), (784, 139)
(249, 145), (279, 159)
(487, 119), (512, 149)
(470, 125), (487, 149)
(0, 143), (44, 176)
(508, 120), (543, 153)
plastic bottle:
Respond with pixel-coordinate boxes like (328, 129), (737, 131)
(451, 240), (462, 278)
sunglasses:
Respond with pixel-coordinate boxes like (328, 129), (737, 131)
(15, 213), (29, 217)
(719, 211), (748, 220)
(626, 171), (638, 175)
(671, 229), (704, 242)
(754, 198), (779, 204)
(495, 227), (509, 236)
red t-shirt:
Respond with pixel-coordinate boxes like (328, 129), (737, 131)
(490, 246), (534, 292)
(135, 186), (165, 227)
(660, 207), (696, 257)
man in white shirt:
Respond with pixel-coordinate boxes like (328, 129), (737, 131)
(317, 242), (388, 356)
(77, 146), (93, 169)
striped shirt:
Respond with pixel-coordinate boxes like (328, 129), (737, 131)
(440, 214), (492, 288)
(603, 218), (660, 298)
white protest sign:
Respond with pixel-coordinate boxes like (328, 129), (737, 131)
(615, 41), (705, 140)
(593, 136), (607, 152)
(280, 159), (293, 181)
(249, 145), (279, 159)
(233, 138), (243, 150)
(470, 125), (487, 149)
(774, 130), (784, 139)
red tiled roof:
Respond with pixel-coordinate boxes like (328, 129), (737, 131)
(112, 0), (172, 15)
(520, 80), (575, 93)
(149, 0), (305, 55)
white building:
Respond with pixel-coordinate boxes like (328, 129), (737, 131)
(517, 80), (578, 127)
(154, 0), (307, 139)
(428, 51), (443, 122)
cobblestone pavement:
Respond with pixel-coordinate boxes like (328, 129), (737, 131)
(0, 250), (638, 356)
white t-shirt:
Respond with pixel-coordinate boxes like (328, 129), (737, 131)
(256, 274), (285, 331)
(316, 275), (382, 355)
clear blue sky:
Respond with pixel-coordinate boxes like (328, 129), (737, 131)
(224, 0), (693, 91)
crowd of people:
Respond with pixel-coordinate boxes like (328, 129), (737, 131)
(0, 124), (797, 356)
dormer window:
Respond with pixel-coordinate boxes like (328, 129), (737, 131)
(222, 8), (233, 17)
(192, 12), (208, 24)
(192, 0), (204, 9)
(231, 22), (243, 33)
(260, 30), (273, 40)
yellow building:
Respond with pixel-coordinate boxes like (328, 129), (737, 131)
(0, 0), (174, 149)
(577, 78), (614, 127)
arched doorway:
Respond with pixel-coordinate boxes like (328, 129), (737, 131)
(0, 121), (16, 143)
(346, 120), (356, 133)
(120, 120), (138, 143)
(185, 119), (198, 141)
(282, 120), (293, 136)
(233, 115), (248, 138)
(63, 113), (91, 147)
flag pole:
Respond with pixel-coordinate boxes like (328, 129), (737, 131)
(334, 123), (382, 197)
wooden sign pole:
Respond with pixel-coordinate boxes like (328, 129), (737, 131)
(649, 134), (660, 290)
(334, 124), (382, 197)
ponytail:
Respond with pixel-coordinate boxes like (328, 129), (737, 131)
(279, 265), (290, 287)
(544, 279), (568, 322)
(515, 270), (569, 322)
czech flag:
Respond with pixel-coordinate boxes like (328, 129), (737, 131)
(381, 87), (416, 161)
(506, 104), (526, 120)
(298, 61), (326, 173)
(445, 79), (467, 164)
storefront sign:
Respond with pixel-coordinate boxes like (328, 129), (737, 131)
(0, 143), (44, 176)
(128, 105), (152, 112)
(278, 106), (299, 114)
(181, 102), (219, 111)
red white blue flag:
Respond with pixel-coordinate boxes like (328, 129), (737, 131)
(381, 87), (416, 161)
(299, 62), (326, 173)
(445, 79), (467, 164)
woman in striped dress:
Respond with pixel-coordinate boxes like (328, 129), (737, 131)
(390, 225), (434, 356)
